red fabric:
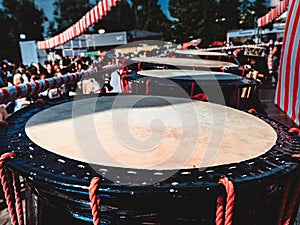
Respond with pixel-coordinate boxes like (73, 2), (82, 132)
(258, 0), (289, 27)
(275, 0), (300, 125)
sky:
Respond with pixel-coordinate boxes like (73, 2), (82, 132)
(33, 0), (171, 23)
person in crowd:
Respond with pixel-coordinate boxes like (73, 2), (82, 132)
(12, 73), (30, 112)
(44, 61), (56, 78)
(0, 62), (7, 87)
(267, 42), (279, 86)
(15, 63), (29, 83)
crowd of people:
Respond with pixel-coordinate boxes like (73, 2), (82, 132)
(0, 55), (99, 120)
(0, 38), (282, 122)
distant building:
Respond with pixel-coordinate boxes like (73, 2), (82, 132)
(227, 22), (285, 44)
(127, 29), (162, 42)
(53, 32), (128, 57)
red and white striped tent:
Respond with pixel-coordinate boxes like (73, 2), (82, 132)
(274, 0), (300, 126)
(37, 0), (121, 50)
(258, 0), (299, 126)
(257, 0), (289, 27)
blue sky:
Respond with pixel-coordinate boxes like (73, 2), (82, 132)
(33, 0), (171, 22)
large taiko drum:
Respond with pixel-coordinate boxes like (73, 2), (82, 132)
(127, 57), (241, 73)
(1, 95), (299, 225)
(122, 69), (257, 108)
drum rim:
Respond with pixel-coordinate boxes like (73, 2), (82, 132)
(3, 94), (300, 194)
(130, 57), (239, 68)
(127, 71), (256, 85)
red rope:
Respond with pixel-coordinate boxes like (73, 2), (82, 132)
(239, 67), (245, 76)
(12, 173), (24, 225)
(0, 152), (19, 225)
(248, 108), (257, 114)
(276, 177), (292, 225)
(288, 127), (300, 136)
(190, 81), (195, 98)
(120, 75), (129, 93)
(282, 154), (300, 225)
(282, 184), (300, 225)
(191, 93), (209, 102)
(89, 177), (101, 225)
(145, 79), (151, 95)
(215, 196), (225, 225)
(216, 177), (235, 225)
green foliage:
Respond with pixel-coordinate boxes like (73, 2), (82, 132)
(129, 0), (171, 37)
(52, 0), (170, 39)
(93, 0), (135, 33)
(168, 0), (268, 46)
(53, 0), (92, 34)
(169, 0), (241, 45)
(253, 0), (269, 17)
(0, 0), (46, 62)
(168, 0), (204, 44)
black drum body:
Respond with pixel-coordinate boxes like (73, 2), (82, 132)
(0, 95), (299, 225)
(127, 61), (248, 77)
(123, 72), (257, 108)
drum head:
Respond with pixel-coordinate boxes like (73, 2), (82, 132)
(25, 95), (277, 170)
(131, 57), (238, 68)
(137, 69), (243, 81)
(175, 50), (228, 57)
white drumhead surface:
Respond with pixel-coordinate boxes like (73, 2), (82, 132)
(131, 57), (238, 68)
(137, 69), (242, 80)
(25, 96), (277, 170)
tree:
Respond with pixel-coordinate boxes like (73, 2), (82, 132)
(131, 0), (171, 33)
(93, 0), (135, 33)
(168, 0), (205, 44)
(168, 0), (267, 46)
(213, 0), (240, 42)
(96, 0), (172, 42)
(253, 0), (269, 18)
(168, 0), (241, 45)
(238, 0), (257, 29)
(53, 0), (92, 35)
(201, 0), (221, 45)
(0, 0), (46, 62)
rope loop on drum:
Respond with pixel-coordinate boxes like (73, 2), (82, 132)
(145, 79), (151, 95)
(277, 154), (300, 225)
(89, 177), (101, 225)
(247, 108), (257, 114)
(191, 93), (209, 102)
(0, 152), (24, 225)
(216, 177), (235, 225)
(288, 127), (300, 137)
